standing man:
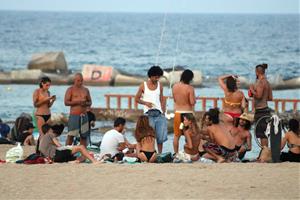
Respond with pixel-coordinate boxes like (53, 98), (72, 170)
(249, 64), (273, 147)
(135, 66), (168, 153)
(64, 73), (92, 147)
(172, 69), (196, 155)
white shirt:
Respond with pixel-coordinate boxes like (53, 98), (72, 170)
(143, 81), (162, 113)
(100, 129), (125, 157)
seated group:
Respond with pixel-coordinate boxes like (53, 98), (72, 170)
(0, 109), (299, 164)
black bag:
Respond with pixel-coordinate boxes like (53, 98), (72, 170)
(156, 152), (173, 163)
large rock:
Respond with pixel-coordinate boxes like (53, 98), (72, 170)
(10, 69), (44, 83)
(27, 52), (68, 73)
(162, 70), (203, 86)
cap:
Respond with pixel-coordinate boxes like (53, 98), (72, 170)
(239, 113), (254, 122)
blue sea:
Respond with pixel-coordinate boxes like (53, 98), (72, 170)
(0, 11), (299, 78)
(0, 11), (299, 159)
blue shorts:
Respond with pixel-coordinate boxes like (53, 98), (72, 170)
(147, 110), (168, 144)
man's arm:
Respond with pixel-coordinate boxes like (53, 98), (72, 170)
(135, 83), (152, 108)
(189, 87), (196, 108)
(64, 87), (81, 106)
(207, 127), (215, 143)
(124, 137), (136, 149)
(246, 131), (252, 151)
(268, 85), (273, 101)
(160, 83), (166, 113)
(85, 88), (92, 107)
(117, 142), (126, 151)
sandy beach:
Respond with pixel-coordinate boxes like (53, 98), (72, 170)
(0, 145), (298, 199)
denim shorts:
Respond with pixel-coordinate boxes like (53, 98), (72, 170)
(146, 110), (168, 144)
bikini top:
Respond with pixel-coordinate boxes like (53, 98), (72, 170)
(287, 143), (300, 148)
(224, 98), (241, 107)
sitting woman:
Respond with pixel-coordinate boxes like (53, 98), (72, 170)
(134, 115), (157, 163)
(280, 119), (300, 162)
(218, 75), (246, 128)
(174, 113), (201, 162)
(182, 113), (202, 161)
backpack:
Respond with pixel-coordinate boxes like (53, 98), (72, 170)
(10, 113), (32, 142)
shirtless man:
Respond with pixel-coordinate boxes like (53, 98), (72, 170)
(65, 73), (92, 147)
(202, 108), (237, 163)
(249, 64), (273, 147)
(230, 113), (252, 160)
(172, 69), (196, 154)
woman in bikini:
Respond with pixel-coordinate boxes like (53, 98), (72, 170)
(280, 119), (300, 162)
(218, 75), (246, 128)
(134, 115), (157, 163)
(182, 113), (202, 161)
(33, 76), (56, 137)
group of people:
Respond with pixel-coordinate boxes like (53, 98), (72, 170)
(0, 64), (299, 163)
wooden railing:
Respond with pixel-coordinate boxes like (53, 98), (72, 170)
(104, 94), (300, 113)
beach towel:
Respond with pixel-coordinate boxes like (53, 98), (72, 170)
(67, 114), (89, 138)
(156, 152), (173, 163)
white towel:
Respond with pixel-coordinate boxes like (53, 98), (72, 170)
(265, 114), (280, 137)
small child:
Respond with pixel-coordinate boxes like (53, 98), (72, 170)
(39, 124), (98, 163)
(134, 115), (157, 163)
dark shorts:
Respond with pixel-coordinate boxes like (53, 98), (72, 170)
(203, 142), (237, 162)
(280, 151), (300, 162)
(54, 149), (76, 163)
(254, 107), (271, 139)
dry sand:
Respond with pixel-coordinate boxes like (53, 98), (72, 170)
(0, 145), (299, 200)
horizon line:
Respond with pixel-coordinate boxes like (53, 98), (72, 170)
(0, 9), (299, 15)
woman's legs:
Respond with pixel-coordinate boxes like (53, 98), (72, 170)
(71, 145), (98, 163)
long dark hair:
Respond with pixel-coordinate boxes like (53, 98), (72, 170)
(289, 119), (299, 136)
(135, 115), (156, 142)
(226, 76), (237, 92)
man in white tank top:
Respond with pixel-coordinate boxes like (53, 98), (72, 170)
(135, 66), (168, 153)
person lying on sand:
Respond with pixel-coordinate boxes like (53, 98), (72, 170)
(134, 115), (157, 163)
(39, 124), (98, 163)
(202, 108), (237, 163)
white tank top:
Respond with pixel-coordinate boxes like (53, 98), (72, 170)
(143, 81), (162, 114)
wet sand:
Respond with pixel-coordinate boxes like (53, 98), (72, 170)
(0, 145), (299, 199)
